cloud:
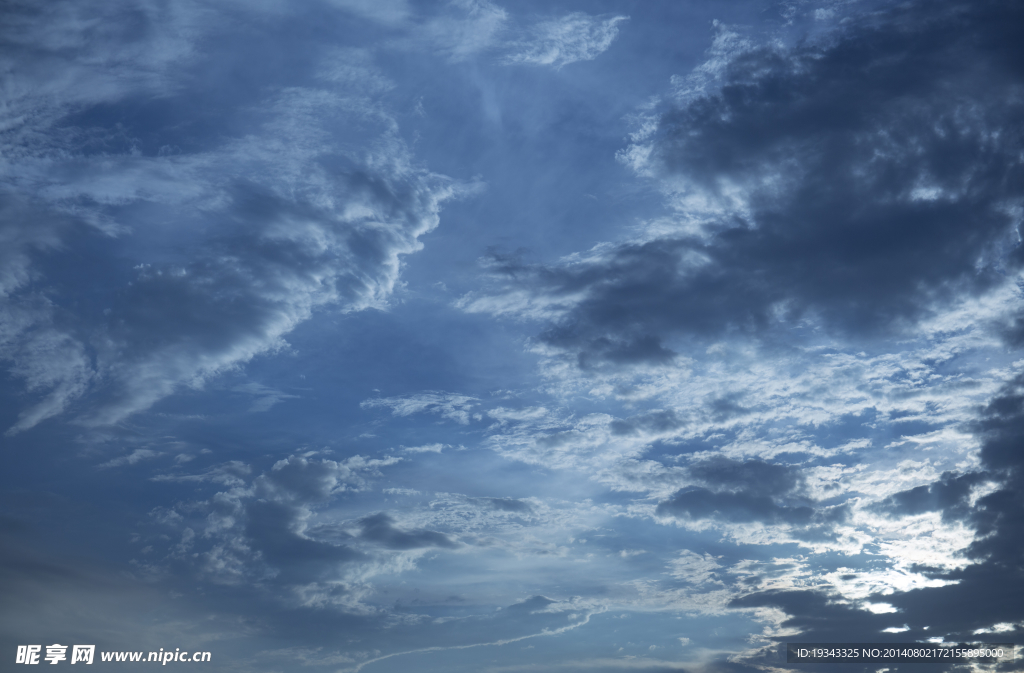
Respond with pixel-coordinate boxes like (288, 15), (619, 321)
(255, 454), (400, 503)
(151, 459), (252, 487)
(419, 0), (509, 62)
(362, 391), (480, 424)
(657, 487), (816, 526)
(667, 550), (723, 586)
(686, 457), (802, 497)
(382, 2), (624, 69)
(462, 0), (1024, 367)
(654, 458), (855, 535)
(481, 497), (533, 514)
(502, 13), (628, 69)
(146, 454), (402, 593)
(233, 382), (300, 413)
(702, 370), (1024, 667)
(0, 2), (460, 433)
(344, 595), (600, 673)
(963, 374), (1024, 568)
(401, 443), (449, 453)
(0, 0), (201, 139)
(869, 470), (984, 521)
(98, 448), (162, 469)
(9, 1), (1024, 669)
(358, 513), (459, 550)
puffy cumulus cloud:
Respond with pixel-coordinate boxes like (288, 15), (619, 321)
(462, 0), (1024, 368)
(0, 0), (460, 433)
(502, 13), (628, 69)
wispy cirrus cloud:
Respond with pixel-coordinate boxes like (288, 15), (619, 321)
(380, 1), (626, 68)
(502, 13), (628, 69)
(361, 391), (480, 424)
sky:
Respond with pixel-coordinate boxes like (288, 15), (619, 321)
(2, 1), (1023, 671)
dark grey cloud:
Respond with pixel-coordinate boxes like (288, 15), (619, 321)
(609, 409), (684, 436)
(502, 594), (556, 613)
(869, 470), (983, 522)
(658, 458), (849, 541)
(245, 501), (364, 583)
(657, 487), (813, 525)
(730, 590), (911, 670)
(481, 497), (533, 513)
(962, 375), (1024, 572)
(687, 457), (799, 497)
(358, 513), (459, 550)
(471, 0), (1024, 367)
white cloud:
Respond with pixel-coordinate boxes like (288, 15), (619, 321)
(401, 443), (448, 453)
(385, 4), (625, 69)
(413, 0), (509, 62)
(233, 382), (300, 413)
(361, 391), (480, 424)
(502, 13), (628, 69)
(666, 551), (722, 586)
(99, 448), (162, 469)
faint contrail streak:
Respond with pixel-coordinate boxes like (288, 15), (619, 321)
(344, 609), (601, 673)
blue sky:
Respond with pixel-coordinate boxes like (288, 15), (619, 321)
(2, 1), (1024, 671)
